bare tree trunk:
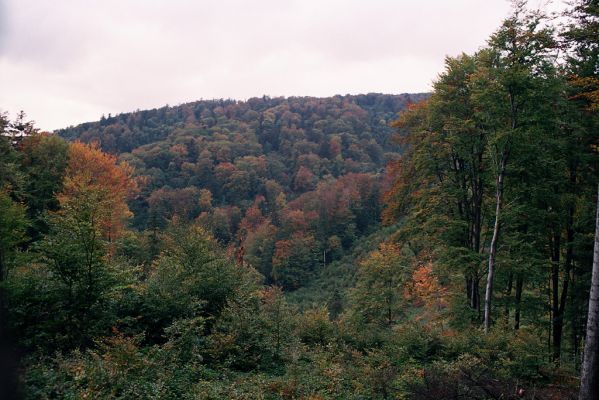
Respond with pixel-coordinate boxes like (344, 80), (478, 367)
(484, 155), (506, 333)
(579, 184), (599, 400)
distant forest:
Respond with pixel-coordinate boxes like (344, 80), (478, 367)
(1, 1), (598, 399)
(57, 93), (426, 289)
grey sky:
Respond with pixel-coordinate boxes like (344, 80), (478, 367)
(0, 0), (565, 131)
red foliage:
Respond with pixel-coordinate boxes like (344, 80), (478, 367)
(293, 166), (316, 192)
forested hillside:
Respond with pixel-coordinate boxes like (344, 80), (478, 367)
(56, 94), (425, 289)
(1, 1), (598, 399)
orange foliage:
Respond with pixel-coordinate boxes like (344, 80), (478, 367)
(382, 100), (431, 226)
(272, 239), (292, 267)
(569, 75), (599, 111)
(59, 141), (137, 241)
(280, 209), (316, 233)
(407, 261), (448, 323)
(237, 195), (266, 240)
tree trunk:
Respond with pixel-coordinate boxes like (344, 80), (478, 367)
(552, 232), (562, 363)
(0, 247), (20, 400)
(553, 219), (574, 364)
(572, 269), (581, 369)
(505, 272), (513, 323)
(467, 276), (480, 311)
(465, 150), (484, 311)
(0, 247), (6, 342)
(484, 155), (506, 333)
(467, 276), (474, 309)
(579, 184), (599, 400)
(514, 274), (523, 330)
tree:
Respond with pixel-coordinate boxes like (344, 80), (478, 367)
(145, 223), (241, 332)
(580, 185), (599, 400)
(384, 55), (488, 315)
(0, 191), (27, 400)
(0, 116), (24, 196)
(61, 141), (137, 243)
(563, 0), (599, 111)
(21, 141), (138, 349)
(242, 220), (277, 280)
(409, 261), (447, 323)
(271, 233), (318, 289)
(348, 243), (408, 329)
(469, 4), (556, 332)
(382, 3), (586, 351)
(563, 0), (599, 367)
(39, 183), (116, 348)
(568, 1), (599, 383)
(293, 165), (316, 192)
(0, 191), (28, 340)
(19, 134), (69, 239)
(148, 186), (200, 225)
(4, 110), (38, 146)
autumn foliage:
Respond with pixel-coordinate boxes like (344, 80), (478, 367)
(59, 141), (137, 241)
(406, 261), (448, 328)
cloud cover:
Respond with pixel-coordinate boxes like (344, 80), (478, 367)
(0, 0), (562, 130)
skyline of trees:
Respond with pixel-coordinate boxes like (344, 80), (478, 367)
(0, 1), (597, 398)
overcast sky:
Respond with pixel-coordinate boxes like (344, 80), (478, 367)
(0, 0), (566, 131)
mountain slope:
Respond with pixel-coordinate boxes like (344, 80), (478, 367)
(57, 93), (427, 289)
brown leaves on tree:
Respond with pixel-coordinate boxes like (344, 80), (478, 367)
(58, 141), (137, 242)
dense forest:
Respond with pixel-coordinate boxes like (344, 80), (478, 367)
(1, 1), (598, 399)
(55, 93), (425, 290)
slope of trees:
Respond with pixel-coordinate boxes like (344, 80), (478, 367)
(56, 94), (423, 289)
(1, 2), (599, 399)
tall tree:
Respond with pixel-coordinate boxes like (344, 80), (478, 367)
(580, 185), (599, 400)
(40, 186), (112, 347)
(0, 191), (28, 340)
(348, 243), (408, 329)
(61, 141), (137, 243)
(561, 0), (599, 365)
(19, 134), (69, 239)
(475, 4), (556, 332)
(0, 192), (26, 400)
